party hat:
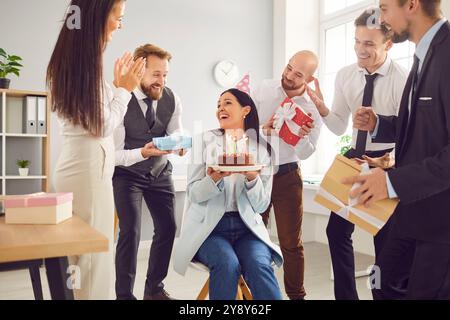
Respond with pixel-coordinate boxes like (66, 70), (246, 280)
(235, 73), (251, 95)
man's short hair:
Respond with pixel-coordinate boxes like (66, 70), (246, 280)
(134, 44), (172, 62)
(355, 8), (393, 42)
(398, 0), (441, 18)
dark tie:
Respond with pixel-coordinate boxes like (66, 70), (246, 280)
(143, 97), (155, 129)
(355, 73), (378, 157)
(410, 55), (420, 105)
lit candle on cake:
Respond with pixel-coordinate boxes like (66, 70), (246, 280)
(225, 134), (238, 155)
(219, 134), (254, 166)
(236, 134), (248, 155)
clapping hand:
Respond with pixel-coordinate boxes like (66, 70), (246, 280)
(113, 52), (146, 92)
(306, 78), (329, 117)
(353, 107), (378, 132)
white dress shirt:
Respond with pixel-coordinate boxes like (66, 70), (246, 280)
(252, 79), (323, 166)
(114, 87), (183, 167)
(57, 82), (132, 137)
(323, 57), (408, 152)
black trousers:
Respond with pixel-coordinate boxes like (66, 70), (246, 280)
(372, 219), (450, 300)
(326, 148), (400, 300)
(113, 164), (176, 299)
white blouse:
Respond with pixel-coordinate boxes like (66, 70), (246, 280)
(57, 81), (132, 137)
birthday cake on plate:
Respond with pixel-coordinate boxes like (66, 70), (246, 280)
(218, 134), (255, 167)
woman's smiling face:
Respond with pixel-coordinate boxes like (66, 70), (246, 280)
(216, 92), (251, 130)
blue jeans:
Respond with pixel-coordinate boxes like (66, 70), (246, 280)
(195, 213), (282, 300)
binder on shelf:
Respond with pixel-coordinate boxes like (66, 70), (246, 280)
(37, 97), (47, 134)
(23, 96), (37, 134)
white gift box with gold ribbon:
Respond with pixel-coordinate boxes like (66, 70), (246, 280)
(314, 155), (399, 236)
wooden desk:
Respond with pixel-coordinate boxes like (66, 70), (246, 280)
(0, 216), (108, 300)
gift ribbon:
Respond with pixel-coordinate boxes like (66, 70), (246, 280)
(316, 164), (385, 230)
(273, 103), (302, 136)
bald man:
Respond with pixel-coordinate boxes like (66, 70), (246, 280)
(252, 50), (322, 300)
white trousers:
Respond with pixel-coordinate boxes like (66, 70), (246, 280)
(54, 135), (115, 300)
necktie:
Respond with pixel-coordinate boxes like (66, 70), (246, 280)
(410, 55), (420, 109)
(143, 97), (155, 129)
(355, 73), (378, 157)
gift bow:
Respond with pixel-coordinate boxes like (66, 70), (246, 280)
(316, 164), (385, 230)
(273, 102), (302, 135)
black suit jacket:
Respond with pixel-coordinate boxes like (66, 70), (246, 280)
(374, 22), (450, 244)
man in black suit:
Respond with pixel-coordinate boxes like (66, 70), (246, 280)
(347, 0), (450, 299)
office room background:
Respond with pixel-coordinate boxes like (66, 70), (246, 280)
(1, 0), (449, 245)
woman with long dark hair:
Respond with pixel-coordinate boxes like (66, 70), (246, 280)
(47, 0), (145, 299)
(173, 89), (283, 300)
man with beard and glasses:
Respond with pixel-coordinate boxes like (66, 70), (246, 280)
(350, 0), (450, 299)
(113, 44), (185, 300)
(306, 8), (408, 300)
(252, 51), (322, 300)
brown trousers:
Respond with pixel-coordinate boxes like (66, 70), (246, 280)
(263, 169), (306, 299)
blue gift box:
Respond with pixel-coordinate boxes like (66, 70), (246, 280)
(153, 135), (192, 151)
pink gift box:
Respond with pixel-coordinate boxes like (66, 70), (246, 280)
(4, 193), (73, 209)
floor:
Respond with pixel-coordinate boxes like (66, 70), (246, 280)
(0, 242), (373, 300)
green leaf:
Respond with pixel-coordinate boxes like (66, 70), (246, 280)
(9, 61), (23, 67)
(0, 48), (6, 58)
(16, 159), (30, 168)
(8, 55), (22, 61)
(11, 70), (20, 77)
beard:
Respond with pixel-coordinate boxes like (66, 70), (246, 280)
(392, 30), (410, 43)
(141, 82), (164, 100)
(281, 76), (303, 92)
(386, 20), (411, 44)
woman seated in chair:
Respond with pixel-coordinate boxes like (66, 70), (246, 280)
(173, 88), (283, 300)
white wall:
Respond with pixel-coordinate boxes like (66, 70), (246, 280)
(273, 0), (320, 76)
(0, 0), (274, 180)
(443, 0), (450, 17)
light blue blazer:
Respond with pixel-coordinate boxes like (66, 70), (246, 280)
(173, 130), (283, 276)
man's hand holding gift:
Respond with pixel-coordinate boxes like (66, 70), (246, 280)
(141, 142), (171, 159)
(355, 153), (394, 170)
(342, 168), (389, 208)
(172, 149), (187, 157)
(269, 98), (315, 146)
(298, 116), (315, 139)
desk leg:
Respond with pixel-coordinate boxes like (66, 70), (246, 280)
(45, 257), (74, 300)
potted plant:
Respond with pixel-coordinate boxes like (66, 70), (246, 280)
(17, 159), (30, 177)
(337, 134), (352, 156)
(0, 48), (24, 89)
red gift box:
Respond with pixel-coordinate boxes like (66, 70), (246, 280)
(272, 98), (314, 146)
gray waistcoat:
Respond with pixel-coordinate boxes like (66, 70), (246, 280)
(118, 87), (176, 177)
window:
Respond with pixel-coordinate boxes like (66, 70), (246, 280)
(323, 0), (371, 16)
(302, 0), (414, 177)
